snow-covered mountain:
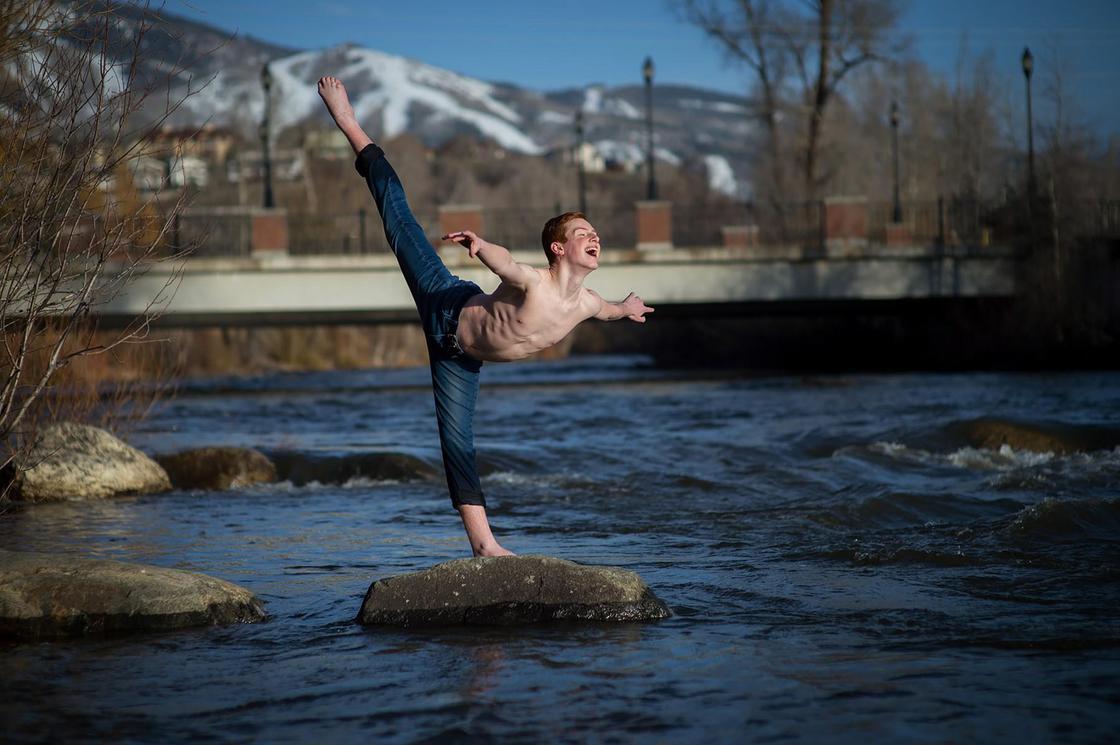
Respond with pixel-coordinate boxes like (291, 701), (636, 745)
(86, 2), (757, 197)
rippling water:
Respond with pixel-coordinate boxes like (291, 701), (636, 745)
(2, 358), (1119, 743)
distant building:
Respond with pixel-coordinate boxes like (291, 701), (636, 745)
(228, 149), (305, 183)
(301, 128), (352, 159)
(573, 142), (606, 173)
(169, 155), (209, 188)
(129, 155), (166, 192)
(548, 142), (607, 173)
(144, 124), (240, 166)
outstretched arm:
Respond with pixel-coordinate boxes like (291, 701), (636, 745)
(590, 290), (654, 323)
(443, 230), (539, 288)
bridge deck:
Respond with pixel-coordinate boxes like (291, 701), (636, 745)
(103, 245), (1017, 327)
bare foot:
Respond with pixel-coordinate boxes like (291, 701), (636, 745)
(317, 75), (372, 154)
(458, 504), (516, 557)
(317, 75), (356, 125)
(475, 543), (516, 558)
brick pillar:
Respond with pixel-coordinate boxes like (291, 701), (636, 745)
(721, 225), (759, 249)
(823, 196), (868, 256)
(885, 222), (911, 247)
(250, 208), (288, 255)
(439, 204), (484, 240)
(636, 200), (672, 250)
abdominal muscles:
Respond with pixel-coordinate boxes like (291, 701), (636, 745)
(457, 293), (579, 363)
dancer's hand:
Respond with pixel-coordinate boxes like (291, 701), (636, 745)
(621, 292), (654, 323)
(443, 230), (485, 258)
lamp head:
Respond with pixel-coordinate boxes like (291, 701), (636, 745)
(1021, 47), (1033, 78)
(642, 56), (654, 83)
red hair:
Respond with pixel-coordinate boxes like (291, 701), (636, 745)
(540, 212), (587, 265)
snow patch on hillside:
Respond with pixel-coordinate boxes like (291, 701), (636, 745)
(593, 140), (680, 169)
(704, 154), (739, 196)
(537, 110), (572, 126)
(604, 97), (641, 119)
(582, 86), (604, 113)
(681, 98), (749, 115)
(237, 46), (543, 154)
(579, 86), (640, 119)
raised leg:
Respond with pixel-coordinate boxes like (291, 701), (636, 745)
(318, 75), (451, 308)
(319, 75), (512, 557)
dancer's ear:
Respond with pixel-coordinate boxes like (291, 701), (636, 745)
(550, 242), (564, 259)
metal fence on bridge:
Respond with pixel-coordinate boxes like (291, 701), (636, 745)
(163, 198), (1120, 257)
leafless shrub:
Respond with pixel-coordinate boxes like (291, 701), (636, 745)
(0, 0), (202, 502)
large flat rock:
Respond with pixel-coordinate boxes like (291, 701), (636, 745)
(0, 550), (267, 639)
(357, 556), (671, 628)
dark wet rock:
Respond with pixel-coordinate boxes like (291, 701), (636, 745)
(0, 550), (266, 639)
(270, 451), (439, 486)
(958, 418), (1120, 455)
(157, 447), (277, 490)
(10, 423), (170, 502)
(357, 555), (671, 628)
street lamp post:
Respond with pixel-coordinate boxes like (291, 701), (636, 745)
(642, 56), (656, 201)
(1021, 47), (1035, 202)
(260, 63), (275, 209)
(575, 109), (588, 215)
(890, 100), (901, 223)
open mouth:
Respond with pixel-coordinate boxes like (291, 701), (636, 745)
(586, 247), (599, 257)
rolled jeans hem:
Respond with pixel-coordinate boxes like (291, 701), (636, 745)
(451, 492), (487, 509)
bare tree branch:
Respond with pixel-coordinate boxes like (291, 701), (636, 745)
(0, 0), (200, 471)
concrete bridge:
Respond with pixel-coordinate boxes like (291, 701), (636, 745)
(102, 243), (1017, 328)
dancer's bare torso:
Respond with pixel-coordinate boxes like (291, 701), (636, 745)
(457, 270), (601, 362)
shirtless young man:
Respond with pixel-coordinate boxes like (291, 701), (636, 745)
(317, 76), (654, 557)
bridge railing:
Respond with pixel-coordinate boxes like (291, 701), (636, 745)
(158, 198), (1120, 258)
(673, 201), (824, 247)
(481, 206), (637, 252)
(170, 210), (252, 257)
(288, 210), (397, 256)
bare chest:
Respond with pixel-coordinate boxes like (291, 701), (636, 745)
(509, 290), (587, 342)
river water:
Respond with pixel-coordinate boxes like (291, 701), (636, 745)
(2, 357), (1118, 743)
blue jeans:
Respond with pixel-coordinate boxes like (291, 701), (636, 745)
(356, 144), (486, 508)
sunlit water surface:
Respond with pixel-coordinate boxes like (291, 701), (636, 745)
(2, 358), (1118, 743)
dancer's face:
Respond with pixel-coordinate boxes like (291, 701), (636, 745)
(562, 219), (600, 269)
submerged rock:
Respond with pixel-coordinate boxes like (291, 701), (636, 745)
(270, 451), (439, 486)
(11, 423), (170, 502)
(357, 556), (671, 628)
(157, 447), (277, 490)
(959, 418), (1120, 455)
(0, 550), (267, 639)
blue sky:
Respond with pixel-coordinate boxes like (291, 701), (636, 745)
(171, 0), (1120, 136)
